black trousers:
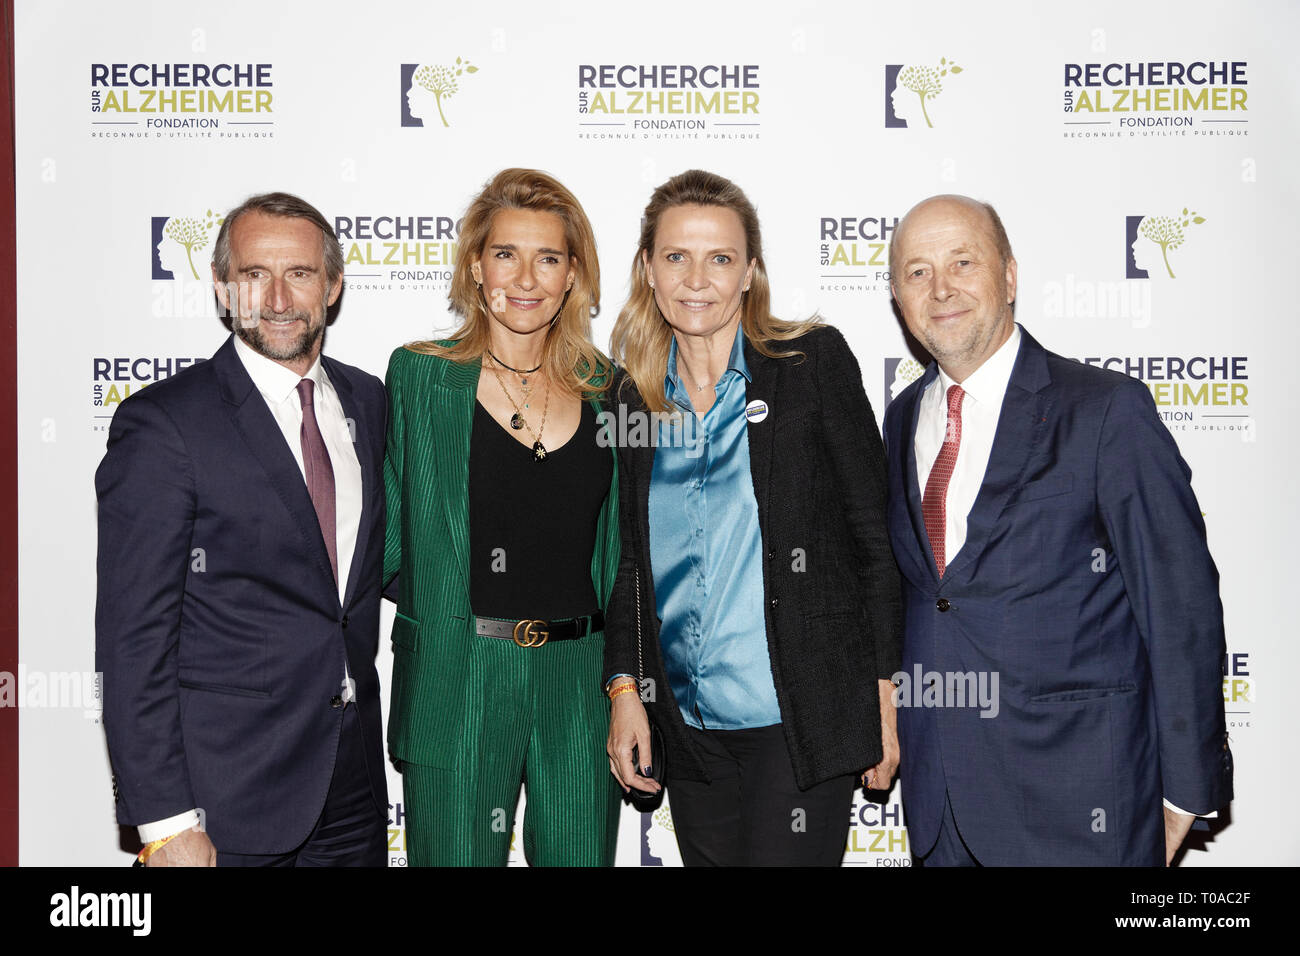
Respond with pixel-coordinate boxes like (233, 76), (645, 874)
(667, 723), (856, 866)
(217, 703), (387, 867)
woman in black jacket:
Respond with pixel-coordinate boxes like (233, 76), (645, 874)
(603, 169), (903, 866)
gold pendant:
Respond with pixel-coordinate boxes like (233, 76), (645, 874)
(532, 441), (547, 462)
(510, 412), (525, 430)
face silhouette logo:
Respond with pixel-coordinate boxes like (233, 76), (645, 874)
(401, 58), (478, 127)
(885, 57), (963, 128)
(152, 211), (224, 281)
(1126, 209), (1206, 279)
(884, 356), (927, 409)
(640, 802), (682, 867)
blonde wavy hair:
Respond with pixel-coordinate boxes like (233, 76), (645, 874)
(609, 169), (820, 413)
(407, 167), (609, 397)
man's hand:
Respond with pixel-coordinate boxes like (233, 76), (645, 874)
(862, 678), (900, 793)
(147, 827), (216, 867)
(1163, 807), (1195, 866)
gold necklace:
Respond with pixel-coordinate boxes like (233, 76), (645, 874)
(489, 358), (551, 462)
(486, 348), (539, 400)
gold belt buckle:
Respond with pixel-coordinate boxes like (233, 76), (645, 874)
(512, 619), (550, 648)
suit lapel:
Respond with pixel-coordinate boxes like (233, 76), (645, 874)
(613, 372), (658, 574)
(742, 339), (778, 538)
(213, 338), (338, 601)
(631, 409), (656, 574)
(902, 363), (942, 582)
(438, 357), (480, 592)
(590, 390), (621, 605)
(941, 331), (1053, 585)
(323, 356), (371, 610)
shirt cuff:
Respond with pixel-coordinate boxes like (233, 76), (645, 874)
(1163, 798), (1218, 819)
(138, 809), (202, 843)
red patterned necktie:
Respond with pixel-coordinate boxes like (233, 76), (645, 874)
(297, 379), (338, 583)
(922, 384), (964, 578)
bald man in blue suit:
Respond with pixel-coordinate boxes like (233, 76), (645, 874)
(882, 195), (1232, 866)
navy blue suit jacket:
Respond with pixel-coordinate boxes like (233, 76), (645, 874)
(882, 328), (1231, 866)
(95, 336), (388, 855)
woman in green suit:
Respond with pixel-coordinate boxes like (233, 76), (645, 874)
(383, 168), (621, 866)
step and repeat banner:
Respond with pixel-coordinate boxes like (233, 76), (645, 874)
(12, 0), (1297, 865)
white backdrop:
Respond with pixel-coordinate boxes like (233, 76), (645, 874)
(13, 0), (1297, 865)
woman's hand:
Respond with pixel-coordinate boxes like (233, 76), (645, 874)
(606, 679), (661, 794)
(862, 678), (900, 793)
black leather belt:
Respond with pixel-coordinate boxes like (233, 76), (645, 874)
(474, 612), (605, 648)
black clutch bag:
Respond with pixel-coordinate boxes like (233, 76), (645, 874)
(628, 719), (666, 812)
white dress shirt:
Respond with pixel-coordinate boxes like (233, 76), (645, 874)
(915, 326), (1022, 568)
(137, 338), (364, 845)
(232, 335), (363, 604)
(913, 323), (1204, 821)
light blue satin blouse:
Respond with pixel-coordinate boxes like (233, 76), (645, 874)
(648, 327), (781, 730)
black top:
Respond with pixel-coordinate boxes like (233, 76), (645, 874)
(469, 398), (611, 620)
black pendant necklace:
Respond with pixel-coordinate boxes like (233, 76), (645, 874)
(488, 355), (550, 463)
(486, 349), (542, 375)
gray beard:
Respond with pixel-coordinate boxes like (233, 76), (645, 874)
(234, 311), (325, 365)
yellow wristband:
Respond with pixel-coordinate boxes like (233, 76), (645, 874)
(608, 682), (638, 702)
(136, 832), (179, 865)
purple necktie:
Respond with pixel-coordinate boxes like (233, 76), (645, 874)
(922, 384), (964, 578)
(297, 379), (338, 583)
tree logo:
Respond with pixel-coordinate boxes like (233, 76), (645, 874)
(402, 58), (478, 128)
(1126, 209), (1206, 279)
(886, 58), (963, 128)
(884, 357), (927, 409)
(151, 210), (224, 280)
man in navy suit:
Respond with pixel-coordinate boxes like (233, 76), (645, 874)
(95, 193), (388, 866)
(882, 195), (1231, 866)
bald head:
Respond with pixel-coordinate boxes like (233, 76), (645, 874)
(888, 193), (1019, 383)
(890, 195), (1012, 279)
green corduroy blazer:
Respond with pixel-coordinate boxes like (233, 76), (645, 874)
(382, 344), (621, 768)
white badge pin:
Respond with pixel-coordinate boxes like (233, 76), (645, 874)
(745, 399), (769, 423)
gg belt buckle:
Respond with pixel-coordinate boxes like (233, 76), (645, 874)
(512, 619), (550, 648)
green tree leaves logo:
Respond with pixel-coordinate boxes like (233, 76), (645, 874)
(890, 357), (926, 401)
(164, 209), (224, 280)
(414, 57), (478, 127)
(1139, 208), (1206, 278)
(897, 57), (963, 128)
